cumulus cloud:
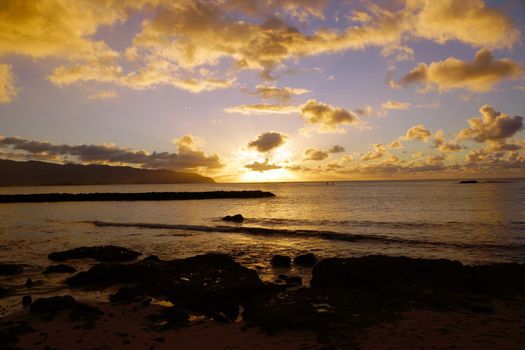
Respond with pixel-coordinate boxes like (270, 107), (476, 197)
(247, 132), (287, 152)
(404, 124), (432, 142)
(410, 0), (521, 49)
(361, 144), (386, 161)
(432, 130), (462, 152)
(396, 48), (522, 92)
(328, 145), (345, 153)
(245, 158), (281, 172)
(1, 0), (521, 95)
(300, 99), (360, 133)
(0, 134), (223, 171)
(224, 104), (300, 115)
(303, 148), (329, 161)
(0, 64), (19, 104)
(459, 105), (523, 143)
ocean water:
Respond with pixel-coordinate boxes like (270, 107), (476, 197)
(1, 180), (525, 314)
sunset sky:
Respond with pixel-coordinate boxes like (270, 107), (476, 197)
(0, 0), (524, 182)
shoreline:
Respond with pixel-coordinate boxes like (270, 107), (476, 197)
(2, 247), (525, 349)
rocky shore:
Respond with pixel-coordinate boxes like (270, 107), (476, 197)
(0, 190), (275, 203)
(1, 246), (525, 349)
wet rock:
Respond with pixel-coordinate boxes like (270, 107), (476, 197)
(0, 287), (10, 298)
(459, 180), (478, 184)
(271, 255), (291, 267)
(286, 276), (302, 287)
(22, 295), (32, 306)
(30, 296), (77, 314)
(67, 253), (265, 319)
(43, 264), (77, 274)
(0, 263), (24, 276)
(294, 253), (317, 266)
(25, 278), (32, 288)
(311, 255), (525, 296)
(222, 214), (244, 222)
(48, 245), (141, 262)
(109, 287), (144, 304)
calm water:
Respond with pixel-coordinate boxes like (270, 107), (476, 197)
(1, 180), (525, 315)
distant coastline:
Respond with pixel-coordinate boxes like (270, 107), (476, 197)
(0, 159), (214, 186)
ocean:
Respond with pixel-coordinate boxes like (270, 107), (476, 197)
(1, 179), (525, 315)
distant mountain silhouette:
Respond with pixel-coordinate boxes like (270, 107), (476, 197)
(0, 159), (214, 186)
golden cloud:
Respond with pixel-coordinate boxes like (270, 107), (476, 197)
(0, 64), (19, 104)
(405, 124), (432, 142)
(409, 0), (521, 49)
(1, 0), (521, 95)
(244, 84), (309, 103)
(397, 48), (522, 92)
(300, 99), (360, 133)
(224, 104), (300, 115)
(382, 100), (411, 110)
(459, 105), (523, 142)
(432, 130), (462, 152)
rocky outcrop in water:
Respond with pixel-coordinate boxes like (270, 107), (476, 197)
(222, 214), (244, 222)
(294, 253), (317, 266)
(48, 246), (141, 262)
(271, 255), (291, 267)
(0, 190), (275, 203)
(0, 264), (24, 276)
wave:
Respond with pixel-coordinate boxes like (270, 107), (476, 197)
(91, 220), (525, 253)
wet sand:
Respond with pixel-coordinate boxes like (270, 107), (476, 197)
(7, 302), (321, 350)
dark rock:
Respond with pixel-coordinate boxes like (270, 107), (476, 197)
(30, 296), (77, 314)
(43, 264), (77, 274)
(294, 253), (317, 266)
(222, 214), (244, 222)
(67, 253), (265, 319)
(271, 255), (291, 267)
(0, 287), (11, 298)
(0, 263), (24, 275)
(459, 180), (478, 184)
(22, 295), (32, 306)
(278, 274), (289, 280)
(25, 278), (33, 288)
(286, 276), (302, 286)
(48, 245), (141, 262)
(109, 287), (144, 304)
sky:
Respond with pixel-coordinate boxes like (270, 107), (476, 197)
(0, 0), (524, 182)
